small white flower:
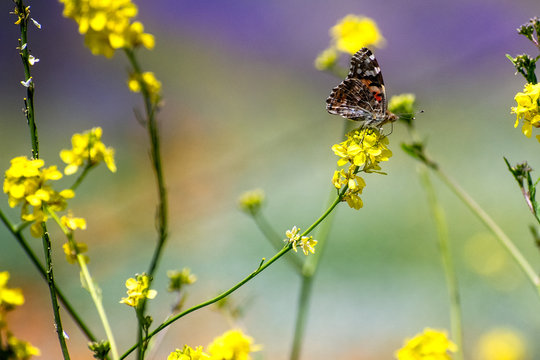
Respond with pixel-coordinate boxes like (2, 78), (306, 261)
(20, 77), (33, 87)
(31, 18), (41, 29)
(28, 55), (39, 66)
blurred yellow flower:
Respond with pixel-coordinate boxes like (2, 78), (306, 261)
(0, 272), (24, 310)
(511, 83), (540, 141)
(7, 334), (41, 359)
(128, 71), (162, 104)
(62, 241), (89, 264)
(167, 268), (197, 292)
(237, 189), (265, 215)
(330, 14), (385, 54)
(60, 127), (116, 175)
(3, 156), (74, 237)
(120, 273), (157, 308)
(168, 345), (210, 360)
(208, 329), (260, 360)
(314, 47), (338, 71)
(475, 328), (527, 360)
(395, 328), (457, 360)
(59, 0), (153, 58)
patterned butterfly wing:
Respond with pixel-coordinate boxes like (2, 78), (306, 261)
(326, 47), (395, 126)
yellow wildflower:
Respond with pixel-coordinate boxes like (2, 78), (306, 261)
(208, 329), (260, 360)
(330, 14), (385, 54)
(237, 189), (265, 215)
(395, 328), (457, 360)
(0, 272), (25, 310)
(283, 226), (318, 255)
(475, 328), (527, 360)
(120, 273), (157, 308)
(62, 242), (89, 264)
(314, 47), (338, 71)
(7, 334), (41, 359)
(167, 268), (197, 292)
(58, 0), (153, 58)
(3, 157), (74, 237)
(128, 71), (162, 104)
(511, 83), (540, 141)
(168, 345), (210, 360)
(60, 127), (116, 175)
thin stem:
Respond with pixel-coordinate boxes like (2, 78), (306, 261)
(418, 167), (463, 360)
(70, 163), (95, 191)
(48, 209), (119, 360)
(0, 209), (96, 341)
(289, 275), (313, 360)
(40, 223), (71, 360)
(253, 212), (304, 272)
(120, 191), (345, 359)
(434, 167), (540, 297)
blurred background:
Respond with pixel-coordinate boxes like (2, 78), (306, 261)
(1, 0), (540, 359)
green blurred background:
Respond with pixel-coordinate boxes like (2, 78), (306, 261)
(1, 0), (540, 359)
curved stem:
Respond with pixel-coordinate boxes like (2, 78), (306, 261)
(289, 275), (313, 360)
(418, 167), (463, 359)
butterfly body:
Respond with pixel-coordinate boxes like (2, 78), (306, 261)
(326, 48), (397, 127)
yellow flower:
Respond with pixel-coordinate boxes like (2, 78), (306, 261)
(3, 156), (74, 237)
(237, 189), (265, 215)
(474, 328), (527, 360)
(62, 241), (89, 264)
(7, 334), (41, 359)
(330, 14), (385, 54)
(511, 83), (540, 141)
(59, 0), (153, 58)
(167, 268), (197, 292)
(208, 329), (260, 360)
(128, 71), (162, 104)
(119, 273), (157, 308)
(395, 328), (457, 360)
(0, 272), (25, 310)
(168, 345), (210, 360)
(283, 227), (318, 255)
(314, 47), (338, 71)
(60, 127), (116, 175)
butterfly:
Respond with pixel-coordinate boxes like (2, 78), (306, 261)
(326, 47), (397, 127)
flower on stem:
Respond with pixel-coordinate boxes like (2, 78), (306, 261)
(330, 14), (385, 54)
(207, 329), (261, 360)
(6, 334), (41, 359)
(119, 273), (157, 308)
(167, 268), (197, 292)
(62, 242), (89, 264)
(60, 127), (116, 175)
(237, 189), (265, 215)
(3, 156), (74, 237)
(395, 328), (457, 360)
(511, 83), (540, 141)
(331, 127), (392, 209)
(128, 71), (162, 105)
(284, 226), (318, 255)
(168, 345), (210, 360)
(59, 0), (154, 58)
(314, 47), (338, 71)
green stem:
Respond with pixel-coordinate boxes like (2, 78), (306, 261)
(123, 49), (168, 280)
(0, 209), (96, 341)
(70, 163), (95, 191)
(434, 167), (540, 297)
(120, 191), (345, 359)
(40, 223), (71, 360)
(418, 167), (463, 359)
(48, 209), (119, 360)
(14, 0), (38, 159)
(253, 212), (304, 272)
(289, 275), (313, 360)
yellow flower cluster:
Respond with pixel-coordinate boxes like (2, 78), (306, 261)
(511, 83), (540, 141)
(284, 226), (318, 255)
(119, 273), (157, 308)
(395, 328), (457, 360)
(475, 328), (527, 360)
(168, 329), (260, 360)
(315, 14), (384, 70)
(0, 271), (41, 358)
(237, 189), (265, 215)
(167, 268), (197, 292)
(60, 127), (117, 175)
(127, 71), (162, 105)
(331, 128), (392, 209)
(3, 156), (74, 237)
(58, 0), (154, 58)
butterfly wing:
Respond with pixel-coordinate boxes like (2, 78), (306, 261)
(326, 47), (391, 123)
